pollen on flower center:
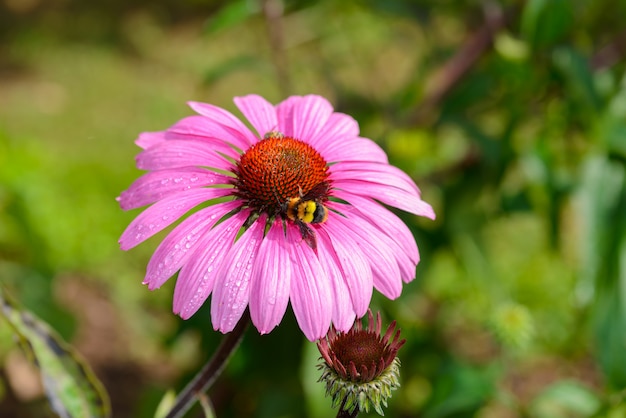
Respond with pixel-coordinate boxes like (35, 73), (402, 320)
(234, 134), (329, 214)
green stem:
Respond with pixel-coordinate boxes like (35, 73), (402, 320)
(164, 310), (251, 418)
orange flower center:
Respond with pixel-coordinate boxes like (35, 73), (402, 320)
(234, 133), (329, 215)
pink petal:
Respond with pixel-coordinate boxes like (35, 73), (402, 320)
(211, 215), (266, 333)
(315, 228), (358, 331)
(398, 253), (418, 283)
(333, 190), (419, 263)
(287, 224), (333, 341)
(329, 210), (403, 299)
(136, 131), (165, 150)
(136, 139), (235, 172)
(167, 116), (251, 153)
(234, 95), (278, 138)
(290, 95), (334, 143)
(330, 161), (420, 194)
(319, 136), (389, 164)
(187, 101), (257, 148)
(334, 197), (419, 284)
(249, 220), (291, 334)
(346, 213), (407, 297)
(314, 112), (360, 149)
(118, 167), (232, 210)
(173, 210), (250, 319)
(335, 192), (419, 283)
(275, 95), (300, 137)
(319, 218), (373, 316)
(144, 201), (242, 290)
(332, 179), (436, 219)
(118, 188), (231, 250)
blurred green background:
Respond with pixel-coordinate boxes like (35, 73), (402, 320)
(1, 0), (626, 417)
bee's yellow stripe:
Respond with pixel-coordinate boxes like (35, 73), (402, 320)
(298, 201), (317, 223)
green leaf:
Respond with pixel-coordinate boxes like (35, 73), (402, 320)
(529, 380), (601, 418)
(203, 0), (258, 34)
(521, 0), (574, 48)
(578, 155), (626, 388)
(553, 47), (602, 116)
(597, 73), (626, 157)
(153, 390), (176, 418)
(0, 288), (111, 418)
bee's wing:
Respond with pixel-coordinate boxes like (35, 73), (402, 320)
(302, 181), (330, 201)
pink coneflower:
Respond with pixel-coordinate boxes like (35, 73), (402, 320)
(118, 94), (435, 341)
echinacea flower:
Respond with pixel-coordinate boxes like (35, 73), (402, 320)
(317, 310), (405, 415)
(118, 94), (435, 341)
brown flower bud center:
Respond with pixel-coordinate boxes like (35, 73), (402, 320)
(332, 332), (385, 368)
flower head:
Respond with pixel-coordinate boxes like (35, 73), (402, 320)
(118, 94), (435, 341)
(317, 311), (405, 415)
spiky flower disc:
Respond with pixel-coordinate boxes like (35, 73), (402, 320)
(317, 311), (405, 415)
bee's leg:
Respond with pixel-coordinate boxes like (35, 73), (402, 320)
(298, 222), (317, 251)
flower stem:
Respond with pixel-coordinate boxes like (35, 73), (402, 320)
(164, 310), (251, 418)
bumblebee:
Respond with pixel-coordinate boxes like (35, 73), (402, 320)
(282, 182), (330, 250)
(264, 130), (285, 140)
